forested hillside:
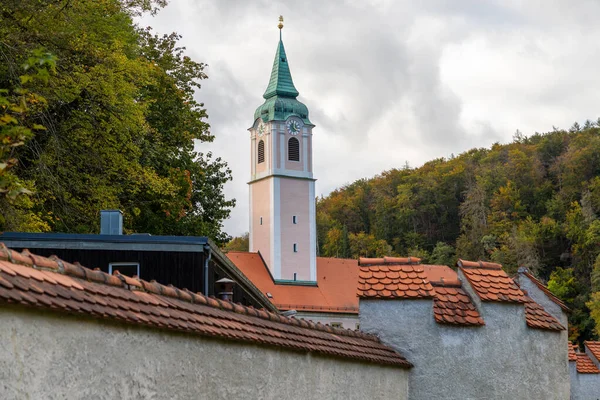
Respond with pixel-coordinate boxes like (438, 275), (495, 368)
(317, 122), (600, 342)
(0, 0), (234, 243)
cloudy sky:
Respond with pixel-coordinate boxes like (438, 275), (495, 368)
(140, 0), (600, 237)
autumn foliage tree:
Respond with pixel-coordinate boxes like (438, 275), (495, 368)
(0, 0), (234, 243)
(316, 121), (600, 342)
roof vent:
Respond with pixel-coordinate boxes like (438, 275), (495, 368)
(215, 277), (235, 302)
(100, 210), (123, 235)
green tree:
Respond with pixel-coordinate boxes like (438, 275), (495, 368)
(323, 227), (343, 258)
(315, 119), (600, 343)
(223, 233), (249, 252)
(430, 242), (455, 266)
(587, 292), (600, 336)
(0, 48), (56, 231)
(548, 268), (579, 302)
(0, 0), (233, 243)
(348, 232), (390, 258)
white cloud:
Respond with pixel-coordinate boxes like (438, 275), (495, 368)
(139, 0), (600, 236)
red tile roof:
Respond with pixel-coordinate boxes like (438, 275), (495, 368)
(421, 264), (461, 285)
(359, 260), (483, 326)
(357, 264), (435, 299)
(433, 285), (484, 326)
(458, 260), (503, 269)
(226, 252), (359, 313)
(458, 259), (525, 303)
(359, 256), (421, 266)
(576, 353), (600, 374)
(521, 271), (570, 312)
(0, 244), (411, 368)
(585, 341), (600, 362)
(523, 295), (565, 331)
(569, 343), (578, 362)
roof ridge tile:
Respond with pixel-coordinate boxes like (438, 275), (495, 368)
(457, 259), (502, 270)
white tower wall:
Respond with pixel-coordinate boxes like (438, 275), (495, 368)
(249, 118), (316, 281)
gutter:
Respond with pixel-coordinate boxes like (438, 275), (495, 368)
(203, 245), (212, 296)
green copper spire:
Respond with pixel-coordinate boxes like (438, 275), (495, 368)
(254, 18), (312, 126)
(262, 39), (299, 99)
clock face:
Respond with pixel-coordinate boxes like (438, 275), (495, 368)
(257, 122), (265, 137)
(287, 119), (301, 135)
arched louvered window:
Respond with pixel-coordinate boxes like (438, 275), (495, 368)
(257, 140), (265, 164)
(288, 137), (300, 162)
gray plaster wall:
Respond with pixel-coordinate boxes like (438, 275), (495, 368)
(0, 308), (409, 400)
(570, 362), (600, 400)
(518, 273), (569, 327)
(360, 297), (569, 400)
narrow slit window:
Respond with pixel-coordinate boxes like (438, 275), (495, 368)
(288, 137), (300, 161)
(293, 215), (297, 224)
(293, 243), (298, 252)
(260, 217), (263, 225)
(108, 262), (140, 278)
(258, 140), (265, 164)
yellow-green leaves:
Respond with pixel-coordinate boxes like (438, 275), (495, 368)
(0, 0), (233, 243)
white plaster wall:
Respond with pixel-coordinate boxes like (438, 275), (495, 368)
(569, 362), (600, 400)
(250, 178), (272, 266)
(280, 178), (311, 280)
(0, 308), (409, 400)
(360, 299), (570, 400)
(306, 128), (313, 173)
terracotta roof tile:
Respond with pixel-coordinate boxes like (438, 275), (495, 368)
(457, 259), (502, 270)
(432, 286), (484, 326)
(359, 256), (421, 266)
(521, 271), (570, 312)
(458, 259), (525, 303)
(227, 252), (359, 314)
(523, 295), (565, 331)
(569, 343), (578, 362)
(357, 264), (435, 299)
(576, 353), (600, 374)
(585, 341), (600, 362)
(0, 244), (410, 368)
(421, 265), (461, 286)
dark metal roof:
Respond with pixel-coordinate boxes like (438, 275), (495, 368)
(0, 232), (278, 312)
(0, 232), (208, 245)
(0, 232), (209, 252)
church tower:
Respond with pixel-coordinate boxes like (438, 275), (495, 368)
(248, 18), (316, 282)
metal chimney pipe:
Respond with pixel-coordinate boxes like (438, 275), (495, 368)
(100, 210), (123, 235)
(215, 277), (235, 301)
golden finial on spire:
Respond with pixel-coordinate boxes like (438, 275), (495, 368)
(278, 16), (284, 30)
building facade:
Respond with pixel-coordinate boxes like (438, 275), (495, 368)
(248, 26), (316, 282)
(0, 244), (410, 400)
(0, 227), (274, 311)
(569, 341), (600, 399)
(358, 258), (571, 400)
